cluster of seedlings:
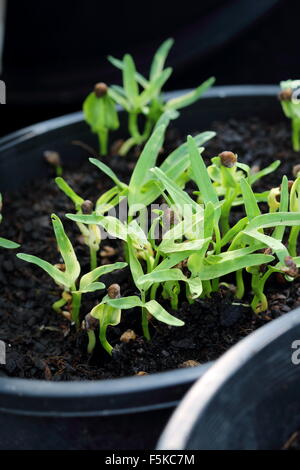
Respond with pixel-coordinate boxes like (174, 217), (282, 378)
(1, 40), (300, 359)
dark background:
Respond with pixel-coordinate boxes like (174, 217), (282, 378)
(0, 0), (298, 136)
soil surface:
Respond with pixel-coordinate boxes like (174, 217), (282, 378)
(0, 117), (300, 381)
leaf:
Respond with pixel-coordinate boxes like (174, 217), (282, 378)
(123, 54), (139, 108)
(83, 92), (106, 132)
(107, 56), (148, 88)
(51, 214), (81, 285)
(75, 282), (106, 294)
(198, 254), (274, 280)
(273, 176), (289, 241)
(240, 178), (261, 220)
(89, 158), (127, 189)
(104, 295), (144, 309)
(249, 160), (281, 185)
(246, 212), (300, 231)
(150, 167), (200, 215)
(55, 177), (84, 209)
(220, 217), (248, 247)
(188, 135), (219, 213)
(150, 38), (174, 80)
(139, 68), (172, 107)
(138, 269), (202, 299)
(66, 213), (128, 241)
(79, 262), (127, 291)
(102, 95), (120, 130)
(159, 238), (210, 254)
(127, 234), (145, 290)
(161, 210), (204, 246)
(166, 77), (215, 110)
(17, 253), (68, 287)
(243, 230), (289, 263)
(136, 131), (216, 207)
(144, 300), (184, 326)
(108, 87), (130, 111)
(0, 238), (20, 249)
(128, 124), (167, 211)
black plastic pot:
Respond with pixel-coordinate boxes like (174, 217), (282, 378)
(157, 306), (300, 450)
(0, 86), (281, 450)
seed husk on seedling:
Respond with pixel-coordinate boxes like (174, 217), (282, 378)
(17, 214), (127, 327)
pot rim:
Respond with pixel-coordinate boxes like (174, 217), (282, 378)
(0, 84), (281, 413)
(0, 85), (279, 151)
(157, 306), (300, 450)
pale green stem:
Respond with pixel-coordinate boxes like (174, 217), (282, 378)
(235, 269), (245, 299)
(288, 226), (300, 257)
(89, 246), (98, 271)
(87, 330), (96, 354)
(141, 291), (150, 340)
(98, 129), (108, 156)
(292, 119), (300, 152)
(71, 287), (82, 328)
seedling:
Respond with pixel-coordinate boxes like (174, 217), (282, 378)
(55, 177), (101, 269)
(84, 38), (215, 156)
(44, 151), (63, 176)
(17, 214), (127, 327)
(83, 82), (119, 156)
(0, 193), (20, 249)
(279, 80), (300, 151)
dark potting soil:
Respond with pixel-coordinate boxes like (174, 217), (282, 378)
(0, 117), (300, 381)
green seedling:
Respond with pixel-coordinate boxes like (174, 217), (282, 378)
(55, 177), (101, 270)
(0, 193), (20, 249)
(44, 151), (63, 177)
(279, 80), (300, 151)
(17, 214), (127, 327)
(83, 82), (119, 156)
(84, 38), (215, 156)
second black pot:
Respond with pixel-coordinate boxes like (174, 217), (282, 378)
(157, 307), (300, 450)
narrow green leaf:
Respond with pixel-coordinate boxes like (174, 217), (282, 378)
(150, 167), (199, 215)
(104, 295), (144, 309)
(76, 282), (106, 294)
(51, 214), (80, 285)
(249, 160), (281, 185)
(17, 253), (67, 287)
(273, 176), (289, 241)
(55, 177), (84, 209)
(247, 212), (300, 231)
(128, 124), (167, 210)
(145, 300), (184, 326)
(150, 38), (174, 80)
(199, 254), (274, 280)
(188, 135), (219, 211)
(139, 68), (172, 106)
(80, 262), (127, 291)
(240, 178), (261, 220)
(127, 234), (144, 290)
(123, 54), (139, 108)
(89, 158), (127, 189)
(108, 56), (148, 88)
(220, 217), (248, 247)
(0, 238), (20, 249)
(108, 86), (130, 111)
(66, 213), (128, 241)
(166, 77), (215, 110)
